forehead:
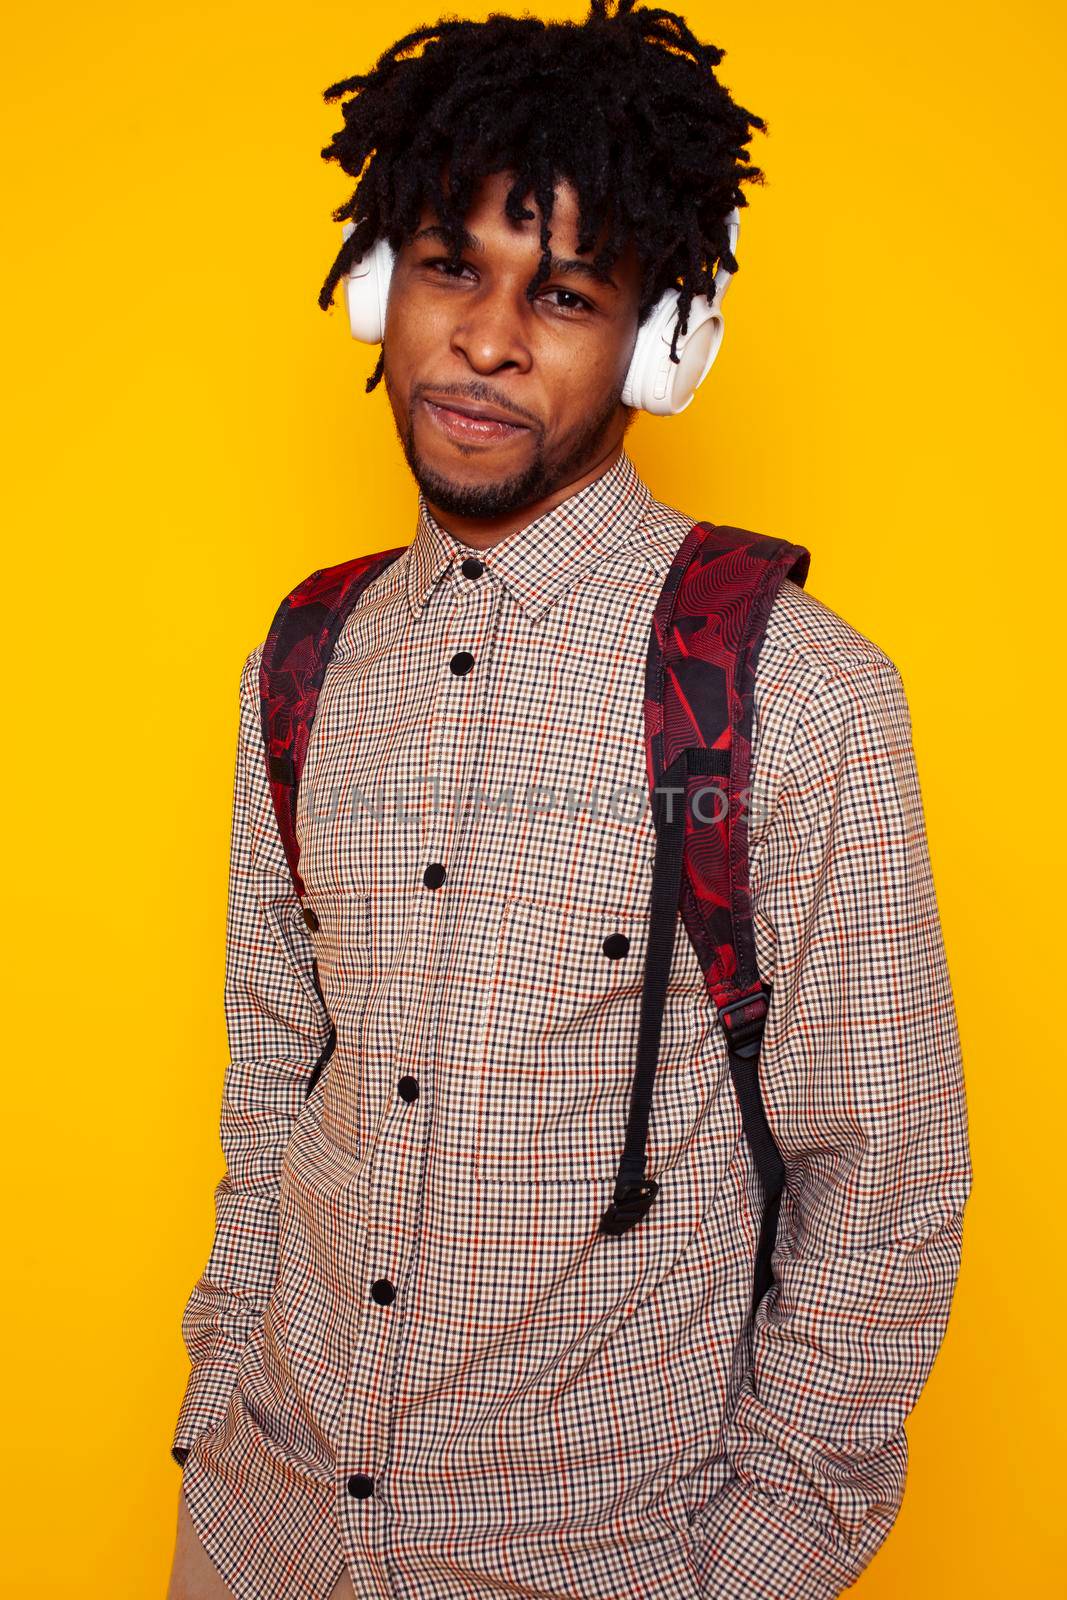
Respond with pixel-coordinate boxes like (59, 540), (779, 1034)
(412, 169), (609, 254)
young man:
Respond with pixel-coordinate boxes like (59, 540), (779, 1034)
(167, 3), (973, 1597)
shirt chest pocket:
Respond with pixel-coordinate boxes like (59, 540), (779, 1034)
(473, 896), (711, 1185)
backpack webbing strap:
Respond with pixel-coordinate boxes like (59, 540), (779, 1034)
(599, 746), (694, 1237)
(599, 744), (786, 1314)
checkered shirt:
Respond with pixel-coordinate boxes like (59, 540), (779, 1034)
(171, 448), (973, 1600)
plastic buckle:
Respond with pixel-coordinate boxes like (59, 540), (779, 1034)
(717, 987), (771, 1059)
(599, 1178), (660, 1236)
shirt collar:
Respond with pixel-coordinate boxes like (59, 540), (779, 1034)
(403, 447), (654, 624)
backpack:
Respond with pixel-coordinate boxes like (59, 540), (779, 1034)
(259, 520), (810, 1315)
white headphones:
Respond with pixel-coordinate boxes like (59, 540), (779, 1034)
(339, 209), (740, 416)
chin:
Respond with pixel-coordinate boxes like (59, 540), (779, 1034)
(415, 458), (552, 521)
(406, 426), (552, 520)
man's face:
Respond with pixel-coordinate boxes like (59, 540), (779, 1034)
(381, 170), (644, 521)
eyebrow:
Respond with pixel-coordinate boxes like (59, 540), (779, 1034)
(412, 223), (619, 290)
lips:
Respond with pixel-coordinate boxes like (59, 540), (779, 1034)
(420, 397), (528, 444)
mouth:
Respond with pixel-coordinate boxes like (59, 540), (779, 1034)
(420, 397), (529, 445)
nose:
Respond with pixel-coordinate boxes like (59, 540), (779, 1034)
(449, 283), (534, 377)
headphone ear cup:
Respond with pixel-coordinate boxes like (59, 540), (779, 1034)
(623, 206), (741, 416)
(340, 225), (395, 343)
(621, 289), (724, 415)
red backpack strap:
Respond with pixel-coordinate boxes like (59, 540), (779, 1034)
(649, 520), (811, 1018)
(600, 522), (810, 1321)
(258, 548), (406, 902)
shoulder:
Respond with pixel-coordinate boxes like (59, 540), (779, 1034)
(758, 578), (907, 737)
(761, 577), (898, 683)
(754, 583), (919, 827)
(239, 642), (265, 700)
(638, 491), (906, 708)
(638, 493), (915, 812)
(758, 578), (909, 738)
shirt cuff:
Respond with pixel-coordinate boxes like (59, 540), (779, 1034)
(170, 1350), (245, 1471)
(686, 1478), (865, 1600)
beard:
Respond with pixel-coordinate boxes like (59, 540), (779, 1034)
(389, 371), (628, 522)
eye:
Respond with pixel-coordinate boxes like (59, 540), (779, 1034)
(419, 257), (593, 316)
(421, 256), (477, 280)
(541, 288), (593, 316)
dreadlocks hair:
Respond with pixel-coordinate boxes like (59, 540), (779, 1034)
(317, 0), (768, 395)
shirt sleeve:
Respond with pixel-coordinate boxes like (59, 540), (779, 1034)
(170, 646), (332, 1467)
(686, 658), (974, 1597)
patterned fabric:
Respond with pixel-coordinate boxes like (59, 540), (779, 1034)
(172, 448), (973, 1600)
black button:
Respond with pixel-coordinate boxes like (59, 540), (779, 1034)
(397, 1076), (419, 1103)
(460, 557), (484, 579)
(347, 1474), (374, 1498)
(449, 651), (475, 676)
(302, 906), (320, 932)
(602, 933), (630, 959)
(423, 862), (446, 889)
(371, 1278), (396, 1305)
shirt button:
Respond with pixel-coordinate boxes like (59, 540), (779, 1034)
(460, 557), (484, 579)
(347, 1474), (374, 1498)
(302, 906), (320, 932)
(397, 1076), (419, 1102)
(602, 933), (630, 959)
(449, 650), (475, 676)
(423, 862), (446, 889)
(371, 1278), (396, 1305)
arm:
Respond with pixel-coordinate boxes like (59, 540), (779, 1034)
(689, 658), (974, 1597)
(170, 646), (331, 1466)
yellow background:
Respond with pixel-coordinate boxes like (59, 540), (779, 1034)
(2, 1), (1062, 1593)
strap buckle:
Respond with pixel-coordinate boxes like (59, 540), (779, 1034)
(716, 987), (771, 1059)
(598, 1178), (660, 1237)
